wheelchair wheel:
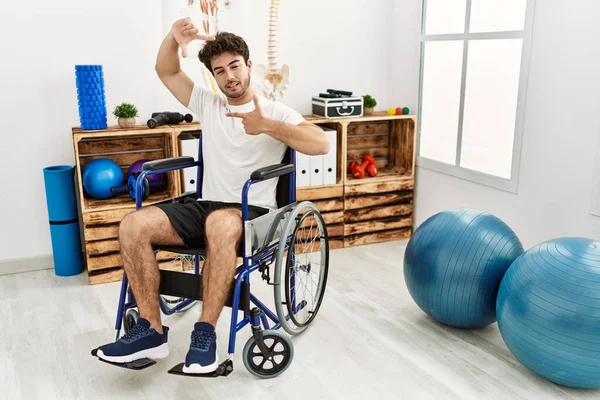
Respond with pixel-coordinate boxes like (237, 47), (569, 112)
(242, 330), (294, 379)
(123, 308), (139, 334)
(274, 201), (329, 335)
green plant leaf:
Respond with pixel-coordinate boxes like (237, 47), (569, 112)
(362, 94), (377, 108)
(113, 102), (139, 118)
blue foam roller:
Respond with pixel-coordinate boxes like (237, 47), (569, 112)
(49, 222), (84, 277)
(43, 165), (84, 277)
(79, 111), (107, 119)
(76, 65), (102, 71)
(75, 64), (107, 130)
(75, 70), (104, 76)
(79, 105), (107, 113)
(76, 77), (105, 86)
(78, 94), (106, 102)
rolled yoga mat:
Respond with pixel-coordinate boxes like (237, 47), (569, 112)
(43, 165), (84, 276)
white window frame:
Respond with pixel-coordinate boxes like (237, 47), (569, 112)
(416, 0), (536, 193)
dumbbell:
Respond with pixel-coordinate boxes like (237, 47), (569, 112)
(110, 174), (166, 200)
(348, 161), (359, 174)
(347, 155), (379, 179)
(362, 155), (378, 177)
(366, 163), (378, 177)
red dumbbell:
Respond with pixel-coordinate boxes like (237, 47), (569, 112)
(353, 159), (372, 179)
(361, 154), (378, 177)
(348, 161), (359, 175)
(366, 163), (378, 177)
(362, 154), (375, 165)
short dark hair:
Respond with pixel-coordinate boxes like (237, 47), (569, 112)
(199, 32), (250, 74)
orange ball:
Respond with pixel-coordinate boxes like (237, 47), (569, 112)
(395, 107), (402, 115)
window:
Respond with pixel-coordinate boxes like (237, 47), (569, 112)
(417, 0), (536, 192)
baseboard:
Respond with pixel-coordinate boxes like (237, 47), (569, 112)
(0, 254), (54, 276)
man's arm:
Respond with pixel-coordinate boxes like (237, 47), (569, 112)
(155, 30), (194, 107)
(226, 96), (330, 155)
(264, 121), (330, 156)
(155, 18), (214, 107)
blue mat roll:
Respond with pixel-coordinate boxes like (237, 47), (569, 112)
(49, 223), (84, 277)
(43, 165), (84, 277)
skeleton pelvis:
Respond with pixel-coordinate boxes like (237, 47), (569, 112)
(252, 64), (291, 100)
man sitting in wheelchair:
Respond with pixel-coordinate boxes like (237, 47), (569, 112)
(94, 18), (329, 374)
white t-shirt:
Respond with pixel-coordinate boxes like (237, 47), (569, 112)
(187, 83), (305, 209)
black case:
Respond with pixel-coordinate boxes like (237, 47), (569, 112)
(312, 96), (364, 118)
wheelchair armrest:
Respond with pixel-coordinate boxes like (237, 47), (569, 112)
(250, 163), (295, 181)
(143, 156), (195, 171)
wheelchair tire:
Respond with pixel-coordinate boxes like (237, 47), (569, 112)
(273, 201), (329, 336)
(123, 308), (139, 334)
(242, 330), (294, 379)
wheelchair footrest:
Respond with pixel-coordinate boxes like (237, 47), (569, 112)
(91, 348), (157, 370)
(168, 359), (233, 378)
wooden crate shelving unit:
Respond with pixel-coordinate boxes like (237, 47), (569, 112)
(74, 112), (415, 284)
(73, 123), (201, 284)
(300, 112), (416, 248)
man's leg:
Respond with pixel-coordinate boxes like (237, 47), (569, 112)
(118, 206), (184, 334)
(96, 205), (185, 363)
(200, 208), (243, 327)
(182, 208), (242, 373)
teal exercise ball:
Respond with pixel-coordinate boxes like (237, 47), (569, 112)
(497, 237), (600, 389)
(82, 158), (124, 199)
(404, 209), (524, 328)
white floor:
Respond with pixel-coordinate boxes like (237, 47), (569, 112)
(1, 240), (598, 400)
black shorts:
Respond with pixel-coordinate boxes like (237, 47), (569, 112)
(155, 198), (270, 249)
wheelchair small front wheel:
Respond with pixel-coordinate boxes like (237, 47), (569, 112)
(123, 308), (139, 334)
(274, 201), (329, 335)
(242, 330), (294, 379)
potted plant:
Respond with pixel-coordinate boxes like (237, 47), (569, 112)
(362, 94), (377, 115)
(113, 102), (139, 128)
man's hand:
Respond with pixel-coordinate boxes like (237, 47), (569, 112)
(172, 17), (215, 58)
(226, 96), (271, 135)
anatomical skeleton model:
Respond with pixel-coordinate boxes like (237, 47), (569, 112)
(188, 0), (232, 92)
(252, 0), (291, 101)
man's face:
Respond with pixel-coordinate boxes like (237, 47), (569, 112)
(211, 52), (252, 99)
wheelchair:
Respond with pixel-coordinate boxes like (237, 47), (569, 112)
(95, 132), (330, 379)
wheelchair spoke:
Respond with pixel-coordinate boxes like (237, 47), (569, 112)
(274, 202), (330, 335)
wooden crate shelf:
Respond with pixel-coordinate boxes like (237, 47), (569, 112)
(73, 123), (199, 284)
(75, 112), (415, 283)
(73, 126), (181, 213)
(297, 184), (344, 249)
(300, 113), (417, 248)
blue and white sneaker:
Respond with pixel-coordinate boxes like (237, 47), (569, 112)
(182, 322), (218, 374)
(96, 318), (169, 363)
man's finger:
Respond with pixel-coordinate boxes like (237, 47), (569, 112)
(226, 112), (245, 118)
(181, 44), (188, 58)
(196, 34), (216, 41)
(183, 27), (199, 37)
(253, 95), (263, 112)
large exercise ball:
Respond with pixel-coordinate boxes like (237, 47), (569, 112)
(497, 237), (600, 389)
(82, 158), (124, 199)
(404, 209), (524, 328)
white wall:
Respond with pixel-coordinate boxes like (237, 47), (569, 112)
(414, 0), (600, 249)
(10, 0), (595, 266)
(0, 0), (413, 264)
